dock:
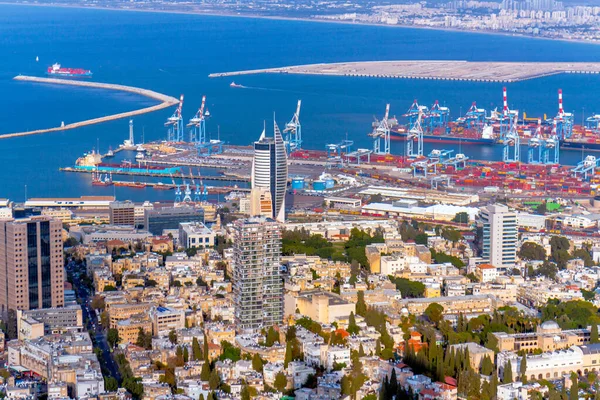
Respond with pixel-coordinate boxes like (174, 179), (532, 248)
(209, 60), (600, 83)
(60, 167), (251, 183)
(0, 76), (180, 140)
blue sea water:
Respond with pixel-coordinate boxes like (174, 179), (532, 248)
(1, 4), (600, 201)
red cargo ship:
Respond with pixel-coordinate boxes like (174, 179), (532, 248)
(47, 63), (93, 78)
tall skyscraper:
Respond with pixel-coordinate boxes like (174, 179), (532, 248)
(251, 121), (288, 223)
(480, 204), (517, 271)
(232, 217), (283, 332)
(0, 216), (64, 314)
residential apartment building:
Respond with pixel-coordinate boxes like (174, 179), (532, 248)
(232, 217), (283, 331)
(480, 204), (517, 270)
(0, 216), (64, 314)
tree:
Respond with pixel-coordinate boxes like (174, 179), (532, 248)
(441, 228), (462, 243)
(592, 324), (600, 344)
(284, 340), (293, 368)
(90, 295), (105, 310)
(274, 371), (287, 392)
(481, 355), (493, 375)
(370, 193), (383, 203)
(136, 328), (152, 350)
(107, 328), (120, 348)
(520, 355), (527, 383)
(503, 361), (513, 383)
(519, 242), (546, 261)
(424, 303), (444, 326)
(209, 368), (220, 390)
(183, 346), (189, 363)
(200, 360), (211, 381)
(570, 374), (579, 400)
(168, 329), (178, 344)
(252, 353), (264, 372)
(265, 326), (279, 347)
(347, 312), (360, 335)
(104, 376), (119, 391)
(203, 333), (209, 361)
(356, 291), (367, 317)
(100, 311), (109, 329)
(452, 212), (469, 224)
(415, 233), (429, 245)
(240, 384), (251, 400)
(192, 337), (202, 360)
(536, 202), (547, 215)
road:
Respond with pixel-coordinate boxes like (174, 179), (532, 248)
(66, 260), (121, 381)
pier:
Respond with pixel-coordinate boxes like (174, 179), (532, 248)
(209, 60), (600, 83)
(60, 167), (251, 183)
(0, 76), (180, 140)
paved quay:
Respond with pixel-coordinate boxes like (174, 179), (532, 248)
(209, 60), (600, 82)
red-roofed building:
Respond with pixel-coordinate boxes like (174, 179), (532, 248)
(398, 332), (428, 354)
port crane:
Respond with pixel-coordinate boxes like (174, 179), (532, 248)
(527, 119), (543, 164)
(427, 100), (450, 131)
(463, 102), (486, 128)
(187, 95), (208, 144)
(405, 100), (427, 130)
(166, 95), (184, 142)
(406, 109), (424, 158)
(443, 153), (469, 169)
(503, 112), (520, 163)
(572, 155), (600, 181)
(189, 169), (201, 202)
(370, 104), (392, 154)
(586, 114), (600, 133)
(554, 89), (573, 140)
(183, 181), (192, 203)
(171, 173), (183, 202)
(325, 137), (353, 169)
(541, 120), (560, 165)
(283, 100), (302, 154)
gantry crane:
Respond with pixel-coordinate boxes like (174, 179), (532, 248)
(407, 109), (424, 158)
(187, 95), (208, 144)
(541, 119), (560, 165)
(528, 119), (543, 164)
(369, 104), (391, 154)
(166, 95), (184, 142)
(283, 100), (302, 154)
(503, 112), (520, 163)
(554, 89), (573, 140)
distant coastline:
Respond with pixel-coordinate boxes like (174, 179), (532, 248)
(1, 1), (598, 48)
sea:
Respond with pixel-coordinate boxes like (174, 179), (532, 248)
(1, 4), (600, 202)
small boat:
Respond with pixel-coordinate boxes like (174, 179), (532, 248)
(36, 56), (39, 62)
(135, 152), (144, 160)
(106, 147), (114, 157)
(136, 145), (145, 152)
(230, 82), (243, 88)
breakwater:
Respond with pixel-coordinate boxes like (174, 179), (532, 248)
(0, 76), (180, 139)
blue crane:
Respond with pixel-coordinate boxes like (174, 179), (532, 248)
(165, 95), (184, 142)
